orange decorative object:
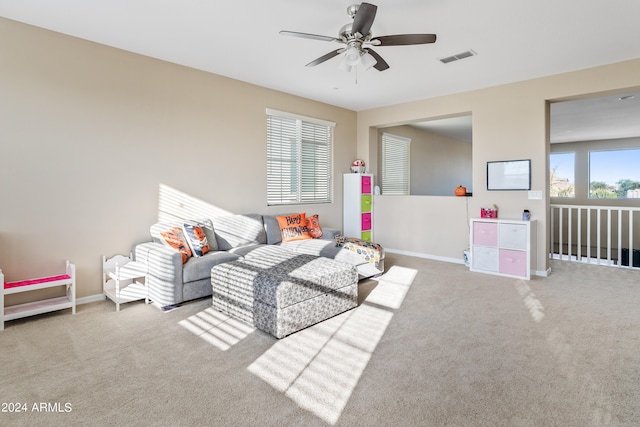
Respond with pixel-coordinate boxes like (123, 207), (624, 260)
(454, 185), (467, 196)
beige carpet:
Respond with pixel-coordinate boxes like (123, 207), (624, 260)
(1, 253), (639, 426)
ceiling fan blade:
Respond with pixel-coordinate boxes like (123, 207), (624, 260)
(280, 30), (338, 42)
(373, 34), (437, 46)
(305, 49), (343, 67)
(352, 2), (377, 36)
(367, 49), (389, 71)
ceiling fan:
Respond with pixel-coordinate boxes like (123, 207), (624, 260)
(280, 2), (437, 72)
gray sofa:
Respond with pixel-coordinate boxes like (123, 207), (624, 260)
(132, 213), (384, 309)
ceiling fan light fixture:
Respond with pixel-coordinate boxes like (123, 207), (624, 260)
(360, 51), (377, 70)
(345, 46), (361, 65)
(338, 55), (352, 72)
(338, 44), (377, 72)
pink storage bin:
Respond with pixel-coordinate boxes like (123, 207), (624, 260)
(473, 222), (498, 246)
(361, 175), (372, 194)
(361, 212), (372, 230)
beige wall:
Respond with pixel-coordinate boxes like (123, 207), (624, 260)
(0, 18), (356, 301)
(3, 17), (640, 301)
(359, 60), (640, 274)
(379, 125), (472, 196)
(373, 195), (471, 262)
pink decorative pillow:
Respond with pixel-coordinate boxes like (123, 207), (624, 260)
(277, 213), (312, 242)
(306, 214), (323, 238)
(160, 227), (192, 263)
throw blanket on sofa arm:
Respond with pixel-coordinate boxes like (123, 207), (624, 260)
(334, 235), (383, 267)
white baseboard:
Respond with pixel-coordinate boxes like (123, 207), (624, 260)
(77, 294), (106, 305)
(536, 267), (552, 277)
(384, 248), (464, 265)
(386, 248), (551, 278)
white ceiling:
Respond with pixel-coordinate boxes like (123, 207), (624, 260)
(550, 92), (640, 143)
(2, 1), (640, 141)
(410, 115), (474, 143)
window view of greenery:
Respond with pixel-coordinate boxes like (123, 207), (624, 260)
(589, 149), (640, 199)
(550, 152), (575, 197)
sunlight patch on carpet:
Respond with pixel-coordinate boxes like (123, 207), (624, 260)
(365, 265), (417, 309)
(248, 305), (392, 424)
(179, 307), (255, 350)
(515, 280), (545, 323)
(247, 265), (416, 425)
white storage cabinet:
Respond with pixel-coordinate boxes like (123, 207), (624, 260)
(470, 218), (536, 280)
(343, 173), (374, 241)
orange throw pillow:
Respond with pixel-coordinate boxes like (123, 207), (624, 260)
(306, 214), (323, 238)
(277, 213), (312, 242)
(160, 226), (192, 264)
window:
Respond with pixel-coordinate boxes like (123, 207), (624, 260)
(589, 148), (640, 199)
(550, 152), (575, 197)
(381, 132), (411, 195)
(266, 109), (334, 205)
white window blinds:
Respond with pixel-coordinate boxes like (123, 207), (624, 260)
(382, 132), (411, 195)
(266, 109), (334, 205)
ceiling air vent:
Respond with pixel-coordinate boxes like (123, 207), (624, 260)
(439, 50), (476, 64)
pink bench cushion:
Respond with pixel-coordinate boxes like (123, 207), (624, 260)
(4, 274), (71, 289)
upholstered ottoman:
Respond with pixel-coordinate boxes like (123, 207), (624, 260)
(211, 246), (358, 338)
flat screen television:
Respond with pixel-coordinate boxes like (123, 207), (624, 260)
(487, 159), (531, 190)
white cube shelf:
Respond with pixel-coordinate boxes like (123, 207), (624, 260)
(470, 218), (537, 280)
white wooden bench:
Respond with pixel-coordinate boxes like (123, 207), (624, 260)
(1, 261), (76, 331)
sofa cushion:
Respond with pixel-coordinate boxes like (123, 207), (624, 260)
(185, 218), (218, 251)
(280, 238), (372, 266)
(334, 236), (385, 266)
(211, 246), (357, 309)
(211, 255), (358, 339)
(150, 222), (178, 244)
(265, 214), (333, 244)
(212, 214), (267, 250)
(281, 238), (384, 277)
(183, 251), (241, 284)
(241, 244), (301, 264)
(151, 219), (218, 251)
(228, 244), (269, 258)
(159, 227), (192, 264)
(263, 214), (284, 245)
(276, 213), (312, 242)
(182, 222), (211, 257)
(253, 256), (357, 308)
(306, 214), (323, 238)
